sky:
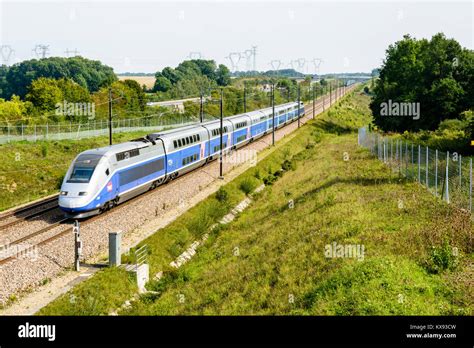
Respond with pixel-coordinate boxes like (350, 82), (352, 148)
(0, 0), (472, 74)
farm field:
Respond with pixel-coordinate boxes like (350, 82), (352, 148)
(117, 75), (156, 89)
(39, 90), (473, 316)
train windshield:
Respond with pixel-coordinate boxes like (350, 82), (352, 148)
(67, 154), (102, 183)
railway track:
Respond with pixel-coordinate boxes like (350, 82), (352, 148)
(0, 86), (353, 266)
(0, 195), (60, 229)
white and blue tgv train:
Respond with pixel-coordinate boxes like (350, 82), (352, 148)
(59, 101), (305, 218)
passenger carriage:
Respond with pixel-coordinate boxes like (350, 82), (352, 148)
(59, 102), (302, 217)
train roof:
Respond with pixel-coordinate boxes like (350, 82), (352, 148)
(148, 123), (202, 137)
(199, 118), (233, 129)
(80, 141), (149, 157)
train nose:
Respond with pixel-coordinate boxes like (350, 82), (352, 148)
(58, 183), (93, 209)
(58, 196), (78, 208)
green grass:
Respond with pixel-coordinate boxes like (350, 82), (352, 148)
(116, 132), (471, 315)
(38, 87), (473, 316)
(37, 267), (137, 315)
(0, 130), (151, 211)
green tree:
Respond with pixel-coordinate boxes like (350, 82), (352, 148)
(91, 80), (147, 119)
(371, 33), (474, 132)
(123, 79), (146, 111)
(153, 75), (172, 92)
(0, 56), (116, 99)
(216, 64), (231, 86)
(152, 60), (231, 97)
(57, 78), (91, 103)
(25, 77), (64, 112)
(0, 96), (33, 123)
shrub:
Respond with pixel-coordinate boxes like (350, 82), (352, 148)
(41, 144), (48, 157)
(282, 159), (297, 171)
(215, 187), (228, 203)
(186, 213), (213, 237)
(426, 240), (459, 273)
(239, 178), (257, 195)
(282, 147), (291, 160)
(437, 119), (466, 132)
(263, 173), (277, 186)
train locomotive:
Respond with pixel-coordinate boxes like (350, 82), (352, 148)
(59, 101), (304, 218)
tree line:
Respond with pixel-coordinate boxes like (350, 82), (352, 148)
(0, 55), (330, 127)
(152, 59), (231, 100)
(0, 57), (155, 124)
(371, 33), (474, 132)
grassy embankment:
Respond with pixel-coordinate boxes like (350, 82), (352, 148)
(38, 88), (473, 315)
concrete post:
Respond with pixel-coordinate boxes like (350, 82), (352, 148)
(109, 231), (122, 266)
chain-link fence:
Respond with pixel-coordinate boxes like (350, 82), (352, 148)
(0, 115), (212, 144)
(358, 127), (472, 213)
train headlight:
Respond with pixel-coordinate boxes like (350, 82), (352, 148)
(60, 191), (68, 196)
(78, 192), (88, 196)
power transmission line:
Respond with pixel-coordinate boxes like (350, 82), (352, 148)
(187, 51), (203, 60)
(64, 49), (80, 57)
(0, 45), (14, 65)
(33, 44), (50, 59)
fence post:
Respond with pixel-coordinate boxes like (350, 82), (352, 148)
(378, 135), (381, 160)
(390, 139), (393, 162)
(445, 151), (450, 203)
(435, 149), (438, 196)
(426, 146), (429, 188)
(383, 138), (386, 163)
(459, 155), (462, 187)
(380, 136), (383, 160)
(46, 123), (49, 140)
(395, 139), (398, 162)
(411, 143), (414, 179)
(405, 141), (408, 177)
(418, 145), (421, 182)
(470, 158), (472, 213)
(399, 140), (402, 175)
